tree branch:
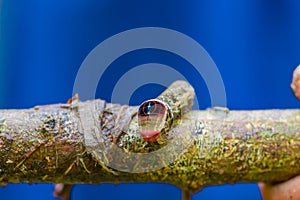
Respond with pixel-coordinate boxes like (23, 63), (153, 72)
(0, 81), (299, 196)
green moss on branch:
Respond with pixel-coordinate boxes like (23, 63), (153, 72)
(0, 101), (299, 194)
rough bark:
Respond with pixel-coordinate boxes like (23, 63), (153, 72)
(0, 82), (299, 194)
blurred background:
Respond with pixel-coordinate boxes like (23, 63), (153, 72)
(0, 0), (300, 199)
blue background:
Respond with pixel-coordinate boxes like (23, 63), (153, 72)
(1, 0), (300, 199)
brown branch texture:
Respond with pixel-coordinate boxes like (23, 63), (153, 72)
(0, 80), (299, 196)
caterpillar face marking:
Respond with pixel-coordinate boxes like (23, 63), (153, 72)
(138, 99), (173, 142)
